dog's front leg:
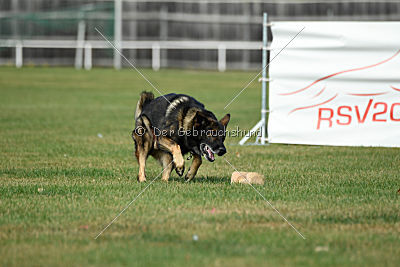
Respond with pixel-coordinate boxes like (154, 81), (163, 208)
(156, 136), (185, 176)
(185, 154), (202, 182)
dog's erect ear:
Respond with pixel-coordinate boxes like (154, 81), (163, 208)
(219, 114), (230, 127)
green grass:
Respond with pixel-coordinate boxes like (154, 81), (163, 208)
(0, 66), (399, 266)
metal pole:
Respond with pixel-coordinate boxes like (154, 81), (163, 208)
(239, 119), (263, 146)
(114, 0), (122, 69)
(261, 13), (268, 145)
(238, 12), (269, 146)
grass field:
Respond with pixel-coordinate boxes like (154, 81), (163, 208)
(0, 66), (399, 266)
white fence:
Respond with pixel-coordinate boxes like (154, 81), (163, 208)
(0, 39), (263, 71)
(2, 0), (399, 71)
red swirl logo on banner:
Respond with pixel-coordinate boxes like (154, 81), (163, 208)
(278, 49), (400, 116)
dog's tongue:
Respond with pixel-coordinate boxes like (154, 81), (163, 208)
(206, 146), (215, 161)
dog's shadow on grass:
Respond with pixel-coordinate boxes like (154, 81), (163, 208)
(169, 176), (230, 184)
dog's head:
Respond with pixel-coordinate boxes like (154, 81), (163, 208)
(185, 109), (230, 162)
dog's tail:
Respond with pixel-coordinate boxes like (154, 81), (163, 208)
(135, 91), (154, 120)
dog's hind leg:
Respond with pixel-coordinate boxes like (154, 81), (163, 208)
(132, 116), (153, 182)
(136, 145), (149, 182)
(156, 136), (185, 176)
(185, 154), (202, 182)
(132, 134), (151, 182)
(152, 150), (173, 182)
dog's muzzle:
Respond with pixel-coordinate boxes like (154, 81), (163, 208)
(216, 147), (226, 156)
(200, 143), (215, 162)
(200, 144), (226, 162)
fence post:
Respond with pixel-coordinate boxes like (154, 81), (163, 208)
(218, 44), (226, 72)
(75, 20), (86, 70)
(152, 43), (160, 71)
(84, 43), (92, 70)
(16, 42), (23, 68)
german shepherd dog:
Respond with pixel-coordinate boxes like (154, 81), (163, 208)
(132, 92), (230, 182)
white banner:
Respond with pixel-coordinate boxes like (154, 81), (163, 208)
(269, 22), (400, 147)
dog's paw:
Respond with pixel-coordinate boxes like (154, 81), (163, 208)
(173, 156), (185, 177)
(175, 165), (185, 176)
(137, 175), (147, 183)
(184, 169), (194, 181)
(184, 174), (192, 182)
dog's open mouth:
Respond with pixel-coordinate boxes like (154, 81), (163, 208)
(200, 143), (215, 162)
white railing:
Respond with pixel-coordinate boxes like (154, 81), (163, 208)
(0, 39), (264, 71)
